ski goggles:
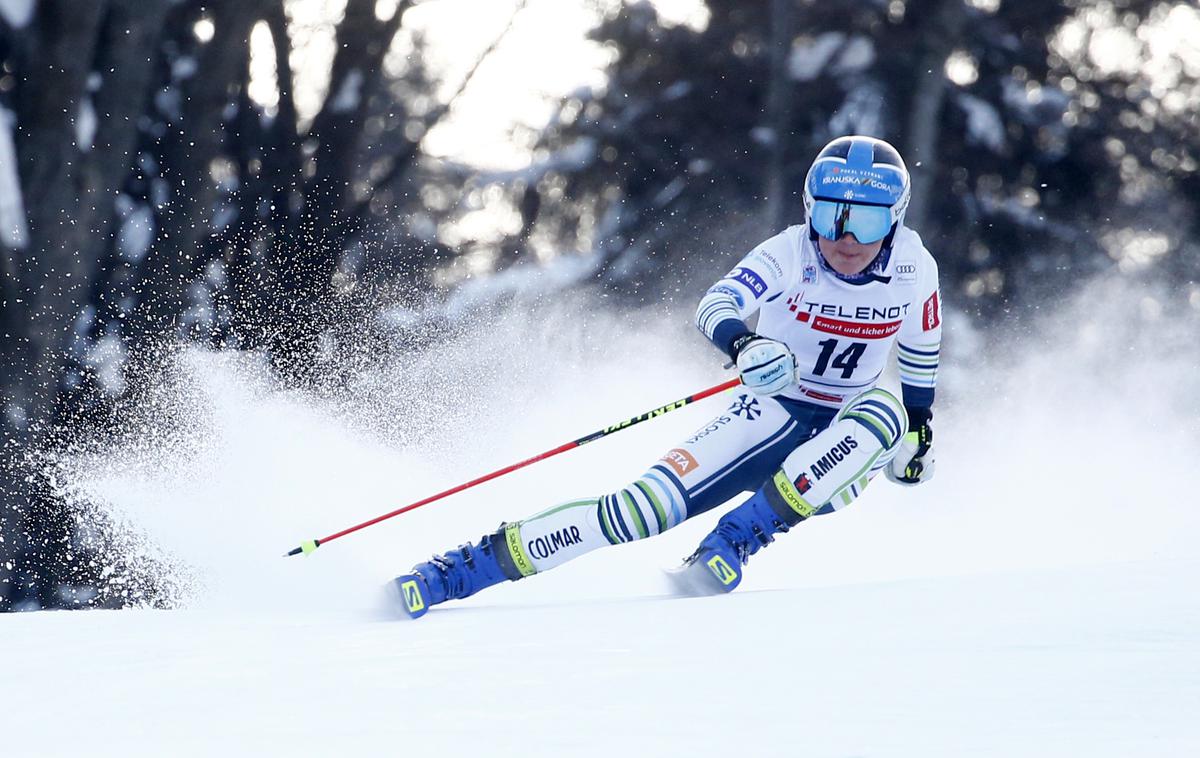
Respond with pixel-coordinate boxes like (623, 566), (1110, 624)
(809, 199), (894, 244)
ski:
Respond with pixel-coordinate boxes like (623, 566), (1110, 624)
(664, 550), (743, 597)
(385, 574), (433, 620)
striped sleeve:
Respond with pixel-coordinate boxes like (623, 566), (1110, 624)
(695, 287), (751, 358)
(896, 252), (942, 410)
(897, 342), (939, 408)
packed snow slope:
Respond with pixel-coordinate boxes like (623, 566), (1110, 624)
(4, 278), (1199, 757)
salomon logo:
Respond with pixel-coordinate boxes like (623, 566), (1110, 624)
(706, 555), (739, 586)
(772, 470), (815, 519)
(401, 580), (424, 613)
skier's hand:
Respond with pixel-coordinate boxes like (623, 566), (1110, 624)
(733, 334), (797, 396)
(887, 415), (935, 486)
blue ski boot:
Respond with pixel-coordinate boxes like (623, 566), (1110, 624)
(668, 475), (811, 596)
(391, 526), (527, 619)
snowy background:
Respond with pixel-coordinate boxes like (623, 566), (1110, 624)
(5, 277), (1200, 756)
(2, 1), (1199, 755)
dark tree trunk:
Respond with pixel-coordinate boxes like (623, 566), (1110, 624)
(130, 0), (264, 341)
(11, 0), (107, 423)
(2, 0), (109, 609)
(898, 0), (968, 236)
(0, 0), (487, 607)
(764, 0), (795, 232)
(267, 0), (406, 375)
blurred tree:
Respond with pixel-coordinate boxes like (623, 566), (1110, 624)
(764, 0), (797, 232)
(0, 0), (516, 609)
(1, 0), (1197, 609)
(507, 0), (1197, 312)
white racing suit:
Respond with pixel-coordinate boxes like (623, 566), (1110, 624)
(498, 222), (942, 577)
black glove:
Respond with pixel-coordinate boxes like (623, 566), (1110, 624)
(886, 407), (935, 486)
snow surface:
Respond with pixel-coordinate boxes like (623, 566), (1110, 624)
(5, 560), (1196, 757)
(5, 278), (1200, 756)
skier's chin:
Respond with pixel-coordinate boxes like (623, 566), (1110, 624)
(825, 251), (873, 276)
(817, 234), (884, 276)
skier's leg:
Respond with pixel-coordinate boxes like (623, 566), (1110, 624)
(507, 392), (835, 575)
(678, 388), (909, 594)
(394, 392), (815, 617)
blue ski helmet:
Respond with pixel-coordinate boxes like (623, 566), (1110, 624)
(803, 136), (910, 245)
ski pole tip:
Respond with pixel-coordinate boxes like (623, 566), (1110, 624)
(284, 539), (320, 558)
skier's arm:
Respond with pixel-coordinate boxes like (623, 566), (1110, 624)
(888, 256), (941, 486)
(694, 233), (792, 360)
(895, 256), (942, 425)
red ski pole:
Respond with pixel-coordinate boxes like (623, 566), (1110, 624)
(284, 377), (742, 556)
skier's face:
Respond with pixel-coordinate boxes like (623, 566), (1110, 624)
(817, 233), (884, 276)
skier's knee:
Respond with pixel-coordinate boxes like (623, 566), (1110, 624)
(837, 388), (909, 455)
(766, 388), (909, 519)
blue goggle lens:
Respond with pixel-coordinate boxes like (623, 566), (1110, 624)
(809, 200), (893, 244)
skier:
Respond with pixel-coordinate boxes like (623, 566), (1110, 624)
(392, 135), (941, 617)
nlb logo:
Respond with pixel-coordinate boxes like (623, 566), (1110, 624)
(706, 555), (739, 586)
(725, 267), (768, 298)
(401, 580), (424, 613)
